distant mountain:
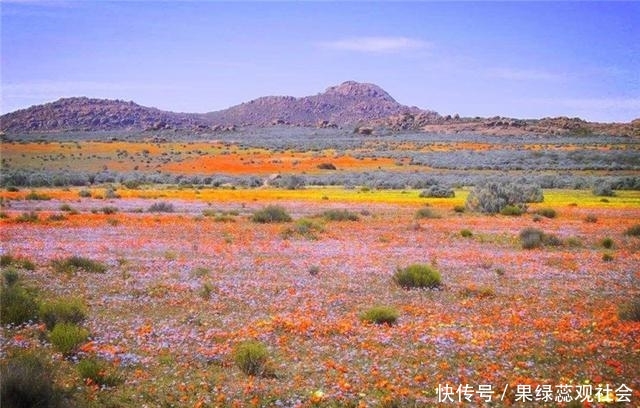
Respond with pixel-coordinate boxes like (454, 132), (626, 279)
(1, 81), (637, 137)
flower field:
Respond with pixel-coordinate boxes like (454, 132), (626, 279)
(1, 184), (639, 407)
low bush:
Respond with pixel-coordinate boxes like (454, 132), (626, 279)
(317, 162), (337, 170)
(233, 340), (275, 377)
(415, 207), (440, 219)
(16, 211), (39, 223)
(52, 256), (107, 274)
(593, 183), (615, 197)
(281, 218), (324, 240)
(40, 298), (86, 330)
(25, 191), (51, 201)
(601, 237), (614, 249)
(101, 206), (118, 215)
(584, 214), (598, 223)
(148, 202), (175, 213)
(320, 209), (359, 221)
(1, 284), (40, 325)
(78, 189), (92, 198)
(519, 228), (545, 249)
(602, 253), (614, 262)
(460, 229), (473, 238)
(3, 267), (20, 286)
(393, 264), (442, 289)
(49, 322), (89, 355)
(500, 205), (524, 216)
(419, 185), (455, 198)
(77, 357), (122, 387)
(618, 296), (640, 322)
(0, 254), (35, 270)
(59, 204), (73, 212)
(534, 208), (557, 219)
(624, 224), (640, 237)
(251, 205), (291, 223)
(459, 285), (496, 299)
(466, 182), (543, 214)
(47, 214), (67, 222)
(0, 351), (63, 408)
(453, 205), (466, 213)
(360, 305), (399, 325)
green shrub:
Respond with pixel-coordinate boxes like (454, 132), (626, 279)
(200, 282), (214, 300)
(618, 296), (640, 322)
(251, 205), (291, 223)
(1, 284), (40, 325)
(624, 224), (640, 237)
(543, 233), (562, 247)
(40, 298), (86, 330)
(453, 205), (466, 213)
(3, 267), (20, 286)
(77, 357), (122, 387)
(47, 214), (67, 222)
(360, 306), (399, 325)
(466, 182), (543, 214)
(6, 186), (20, 192)
(317, 162), (337, 170)
(602, 253), (614, 262)
(419, 185), (455, 198)
(393, 264), (442, 289)
(148, 202), (175, 213)
(49, 322), (89, 355)
(233, 340), (275, 377)
(101, 206), (118, 215)
(0, 254), (35, 270)
(320, 209), (359, 221)
(500, 205), (524, 216)
(52, 256), (107, 274)
(16, 211), (39, 223)
(25, 191), (51, 201)
(460, 229), (473, 238)
(308, 265), (320, 276)
(565, 237), (582, 248)
(0, 351), (63, 408)
(519, 228), (545, 249)
(534, 208), (557, 218)
(584, 214), (598, 223)
(281, 218), (324, 240)
(78, 189), (92, 198)
(601, 237), (614, 249)
(59, 204), (73, 212)
(415, 207), (440, 219)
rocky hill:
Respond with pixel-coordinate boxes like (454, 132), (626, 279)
(1, 81), (637, 137)
(206, 81), (436, 127)
(0, 97), (211, 133)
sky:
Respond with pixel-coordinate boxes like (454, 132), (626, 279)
(1, 1), (639, 122)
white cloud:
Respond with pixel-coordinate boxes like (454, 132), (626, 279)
(487, 67), (563, 81)
(318, 36), (430, 53)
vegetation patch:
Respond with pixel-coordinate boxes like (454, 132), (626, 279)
(52, 256), (107, 274)
(251, 205), (292, 223)
(320, 209), (359, 221)
(147, 201), (175, 213)
(49, 322), (90, 355)
(414, 207), (440, 219)
(25, 191), (51, 201)
(519, 228), (561, 249)
(393, 264), (442, 289)
(0, 350), (64, 408)
(40, 298), (86, 330)
(360, 305), (400, 325)
(624, 224), (640, 237)
(419, 185), (454, 198)
(281, 218), (324, 240)
(233, 340), (276, 378)
(1, 283), (40, 325)
(77, 357), (123, 387)
(534, 208), (557, 218)
(466, 182), (543, 214)
(500, 205), (524, 216)
(1, 254), (36, 270)
(618, 296), (640, 322)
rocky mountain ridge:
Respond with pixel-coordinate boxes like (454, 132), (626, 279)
(1, 81), (638, 137)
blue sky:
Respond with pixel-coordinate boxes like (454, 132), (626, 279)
(2, 1), (639, 122)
